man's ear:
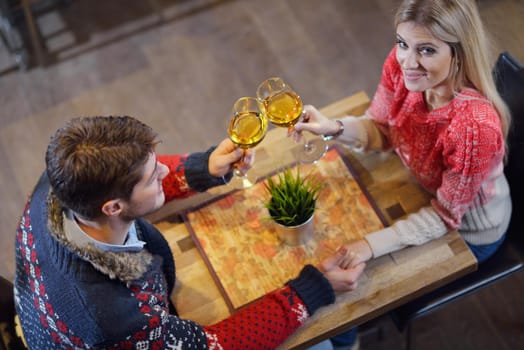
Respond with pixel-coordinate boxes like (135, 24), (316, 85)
(101, 199), (123, 217)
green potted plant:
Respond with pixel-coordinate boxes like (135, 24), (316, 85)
(264, 166), (322, 245)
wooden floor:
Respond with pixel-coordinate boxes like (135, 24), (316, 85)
(0, 0), (522, 349)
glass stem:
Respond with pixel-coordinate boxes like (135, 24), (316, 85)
(302, 134), (312, 151)
(235, 150), (247, 177)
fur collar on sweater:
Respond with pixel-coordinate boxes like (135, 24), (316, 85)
(46, 190), (153, 283)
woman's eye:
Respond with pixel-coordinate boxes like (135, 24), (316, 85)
(420, 47), (436, 55)
(396, 39), (408, 49)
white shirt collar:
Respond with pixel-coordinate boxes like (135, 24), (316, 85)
(63, 209), (146, 252)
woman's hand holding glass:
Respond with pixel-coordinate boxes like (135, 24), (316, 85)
(256, 77), (328, 163)
(293, 105), (342, 138)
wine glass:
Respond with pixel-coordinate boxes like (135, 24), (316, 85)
(226, 97), (268, 189)
(256, 77), (327, 163)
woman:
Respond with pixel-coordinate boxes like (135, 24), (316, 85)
(298, 0), (511, 268)
(304, 0), (512, 347)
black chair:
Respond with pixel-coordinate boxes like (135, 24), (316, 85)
(388, 51), (524, 350)
(0, 276), (26, 350)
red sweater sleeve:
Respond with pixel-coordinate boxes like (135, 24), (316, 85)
(156, 154), (197, 202)
(203, 264), (335, 349)
(203, 286), (307, 349)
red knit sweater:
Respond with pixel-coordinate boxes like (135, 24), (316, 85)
(368, 47), (505, 230)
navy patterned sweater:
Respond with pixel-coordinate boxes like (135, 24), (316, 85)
(14, 151), (335, 349)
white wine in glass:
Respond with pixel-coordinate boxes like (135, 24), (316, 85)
(226, 97), (268, 189)
(257, 77), (327, 163)
(263, 90), (303, 127)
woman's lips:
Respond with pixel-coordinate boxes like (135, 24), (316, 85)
(403, 70), (426, 81)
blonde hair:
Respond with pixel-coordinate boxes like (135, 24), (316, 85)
(395, 0), (511, 155)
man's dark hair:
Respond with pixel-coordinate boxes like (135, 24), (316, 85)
(46, 116), (159, 219)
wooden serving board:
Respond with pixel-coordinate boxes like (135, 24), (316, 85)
(183, 147), (387, 311)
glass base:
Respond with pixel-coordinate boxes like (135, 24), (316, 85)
(228, 173), (257, 189)
(297, 137), (328, 164)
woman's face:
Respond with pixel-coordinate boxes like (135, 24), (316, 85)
(395, 21), (453, 93)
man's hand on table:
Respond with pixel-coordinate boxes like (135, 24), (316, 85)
(318, 247), (366, 293)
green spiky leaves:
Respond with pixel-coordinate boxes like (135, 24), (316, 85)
(264, 167), (322, 226)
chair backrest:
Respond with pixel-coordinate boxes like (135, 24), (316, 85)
(0, 276), (26, 350)
(494, 52), (524, 239)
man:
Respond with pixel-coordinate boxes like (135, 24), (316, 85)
(14, 116), (365, 349)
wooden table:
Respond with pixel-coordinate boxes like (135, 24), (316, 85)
(149, 91), (478, 349)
